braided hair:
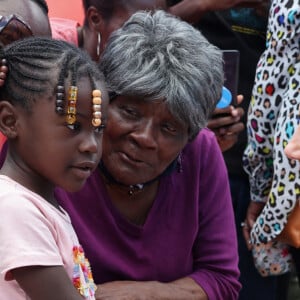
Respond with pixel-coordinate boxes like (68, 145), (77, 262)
(0, 37), (104, 112)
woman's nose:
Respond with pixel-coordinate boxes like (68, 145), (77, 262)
(131, 120), (157, 149)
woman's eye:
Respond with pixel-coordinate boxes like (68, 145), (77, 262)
(121, 106), (139, 118)
(66, 122), (81, 131)
(162, 123), (177, 134)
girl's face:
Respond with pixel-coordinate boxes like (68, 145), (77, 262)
(102, 95), (189, 186)
(13, 77), (108, 193)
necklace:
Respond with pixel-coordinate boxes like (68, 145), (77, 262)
(99, 162), (151, 197)
(98, 159), (178, 197)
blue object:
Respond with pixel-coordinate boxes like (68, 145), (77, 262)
(216, 86), (232, 108)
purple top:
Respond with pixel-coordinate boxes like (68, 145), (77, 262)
(54, 129), (240, 299)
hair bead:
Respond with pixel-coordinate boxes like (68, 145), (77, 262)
(0, 59), (8, 87)
(66, 86), (78, 124)
(55, 85), (65, 114)
(92, 89), (102, 127)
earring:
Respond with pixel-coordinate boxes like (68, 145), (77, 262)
(96, 32), (101, 57)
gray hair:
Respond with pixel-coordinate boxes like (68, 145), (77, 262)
(100, 10), (223, 139)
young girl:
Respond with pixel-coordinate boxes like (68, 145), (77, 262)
(0, 37), (108, 300)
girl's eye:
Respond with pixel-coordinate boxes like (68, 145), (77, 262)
(94, 124), (106, 133)
(66, 122), (81, 131)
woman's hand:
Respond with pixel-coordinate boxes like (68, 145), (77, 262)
(207, 95), (244, 152)
(96, 278), (207, 300)
(241, 201), (265, 250)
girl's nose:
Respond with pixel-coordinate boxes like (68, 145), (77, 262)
(79, 132), (101, 154)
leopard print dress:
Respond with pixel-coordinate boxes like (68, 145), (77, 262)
(243, 0), (300, 245)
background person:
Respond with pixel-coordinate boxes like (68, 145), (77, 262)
(56, 10), (241, 300)
(0, 0), (52, 151)
(50, 0), (167, 61)
(242, 0), (300, 293)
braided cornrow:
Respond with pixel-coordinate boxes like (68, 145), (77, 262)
(0, 37), (104, 111)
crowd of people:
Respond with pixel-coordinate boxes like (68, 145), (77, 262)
(0, 0), (299, 299)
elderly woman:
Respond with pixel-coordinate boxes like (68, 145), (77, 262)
(55, 10), (240, 300)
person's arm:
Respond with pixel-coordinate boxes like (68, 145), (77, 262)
(167, 0), (268, 24)
(12, 266), (84, 300)
(187, 132), (241, 299)
(242, 1), (294, 203)
(96, 277), (206, 300)
(242, 1), (300, 244)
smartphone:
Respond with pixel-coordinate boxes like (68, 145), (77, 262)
(216, 50), (240, 108)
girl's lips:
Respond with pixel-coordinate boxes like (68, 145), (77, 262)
(74, 161), (97, 170)
(71, 167), (93, 180)
(71, 161), (97, 179)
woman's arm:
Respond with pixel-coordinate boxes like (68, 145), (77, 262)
(243, 1), (299, 203)
(12, 266), (84, 300)
(96, 277), (207, 300)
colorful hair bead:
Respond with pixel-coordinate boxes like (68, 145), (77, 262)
(92, 89), (102, 127)
(66, 85), (78, 125)
(55, 85), (65, 115)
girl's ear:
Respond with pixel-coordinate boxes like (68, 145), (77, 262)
(0, 101), (18, 139)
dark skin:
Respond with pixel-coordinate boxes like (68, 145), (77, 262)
(95, 96), (208, 300)
(0, 78), (109, 299)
